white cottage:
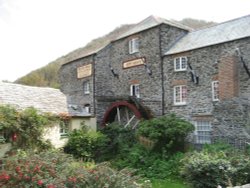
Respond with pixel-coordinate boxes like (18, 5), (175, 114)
(0, 81), (96, 148)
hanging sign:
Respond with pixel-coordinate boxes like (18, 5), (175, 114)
(77, 64), (92, 78)
(123, 58), (145, 69)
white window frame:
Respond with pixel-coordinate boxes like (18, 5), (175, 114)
(84, 104), (90, 113)
(193, 121), (212, 144)
(130, 84), (140, 98)
(59, 121), (69, 137)
(129, 38), (139, 54)
(173, 85), (187, 105)
(212, 81), (219, 101)
(174, 57), (187, 71)
(83, 81), (90, 94)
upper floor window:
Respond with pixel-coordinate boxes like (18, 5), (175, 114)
(174, 57), (187, 71)
(129, 38), (139, 54)
(130, 84), (140, 98)
(193, 121), (211, 144)
(212, 81), (219, 101)
(83, 81), (90, 94)
(174, 85), (187, 105)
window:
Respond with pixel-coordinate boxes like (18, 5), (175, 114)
(212, 81), (219, 101)
(84, 104), (90, 113)
(60, 121), (69, 137)
(83, 81), (90, 94)
(130, 84), (140, 98)
(193, 121), (211, 144)
(129, 38), (139, 54)
(174, 85), (187, 105)
(174, 57), (187, 71)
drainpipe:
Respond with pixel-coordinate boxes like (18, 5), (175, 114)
(92, 54), (96, 115)
(159, 25), (165, 116)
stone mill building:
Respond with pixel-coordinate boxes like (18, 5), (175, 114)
(59, 15), (250, 147)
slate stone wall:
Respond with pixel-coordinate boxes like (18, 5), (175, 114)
(163, 37), (250, 147)
(59, 55), (95, 115)
(94, 25), (187, 125)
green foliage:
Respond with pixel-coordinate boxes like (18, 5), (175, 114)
(181, 143), (250, 188)
(112, 143), (185, 179)
(181, 151), (234, 188)
(0, 105), (55, 150)
(64, 127), (109, 161)
(152, 179), (191, 188)
(101, 122), (137, 159)
(137, 114), (194, 153)
(0, 150), (151, 188)
(15, 61), (61, 88)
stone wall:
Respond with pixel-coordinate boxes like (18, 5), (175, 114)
(59, 55), (95, 116)
(163, 37), (250, 147)
(94, 25), (188, 125)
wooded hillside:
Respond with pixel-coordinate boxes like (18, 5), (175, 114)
(15, 19), (215, 88)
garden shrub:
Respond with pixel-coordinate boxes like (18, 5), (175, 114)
(181, 145), (250, 188)
(0, 105), (55, 151)
(101, 122), (137, 159)
(137, 114), (194, 153)
(0, 150), (152, 188)
(112, 143), (185, 179)
(64, 127), (109, 162)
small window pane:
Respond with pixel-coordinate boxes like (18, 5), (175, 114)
(194, 121), (211, 144)
(130, 84), (140, 98)
(129, 38), (139, 54)
(83, 81), (90, 94)
(175, 57), (187, 71)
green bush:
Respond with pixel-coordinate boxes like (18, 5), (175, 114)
(181, 151), (234, 188)
(112, 143), (185, 179)
(64, 127), (109, 161)
(137, 114), (194, 153)
(101, 123), (137, 159)
(0, 150), (151, 188)
(181, 144), (250, 188)
(0, 105), (55, 151)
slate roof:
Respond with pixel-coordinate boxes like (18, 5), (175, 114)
(0, 82), (90, 117)
(115, 15), (192, 40)
(63, 15), (191, 64)
(165, 14), (250, 55)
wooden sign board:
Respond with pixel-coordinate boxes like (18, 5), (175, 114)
(77, 64), (92, 78)
(123, 58), (145, 69)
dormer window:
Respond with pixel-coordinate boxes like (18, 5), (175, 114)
(174, 57), (187, 71)
(129, 38), (139, 54)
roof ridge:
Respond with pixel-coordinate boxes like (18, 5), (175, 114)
(0, 82), (60, 91)
(190, 14), (250, 33)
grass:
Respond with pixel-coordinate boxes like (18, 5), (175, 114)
(152, 179), (191, 188)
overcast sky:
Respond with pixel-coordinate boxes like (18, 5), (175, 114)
(0, 0), (250, 82)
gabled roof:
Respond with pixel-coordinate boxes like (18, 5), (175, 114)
(115, 15), (192, 40)
(0, 82), (90, 117)
(165, 14), (250, 55)
(63, 16), (191, 64)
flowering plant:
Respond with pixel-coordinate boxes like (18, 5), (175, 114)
(0, 150), (151, 188)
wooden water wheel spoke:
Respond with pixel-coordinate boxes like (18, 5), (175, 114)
(102, 101), (143, 128)
(116, 107), (121, 123)
(132, 120), (140, 129)
(124, 115), (135, 128)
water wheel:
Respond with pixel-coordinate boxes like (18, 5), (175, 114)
(101, 101), (142, 129)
